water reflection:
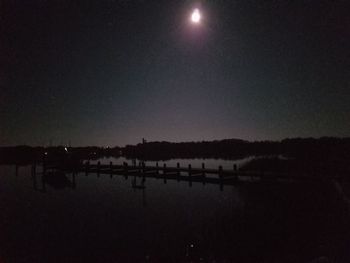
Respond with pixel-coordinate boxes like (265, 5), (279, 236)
(0, 164), (350, 262)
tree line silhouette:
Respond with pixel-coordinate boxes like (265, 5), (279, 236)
(1, 137), (350, 172)
(123, 137), (350, 161)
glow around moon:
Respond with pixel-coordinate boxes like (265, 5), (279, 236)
(191, 8), (201, 23)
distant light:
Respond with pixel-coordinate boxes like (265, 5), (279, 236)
(44, 152), (48, 155)
(191, 8), (201, 24)
(64, 147), (68, 152)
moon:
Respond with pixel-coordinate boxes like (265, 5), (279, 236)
(191, 8), (201, 24)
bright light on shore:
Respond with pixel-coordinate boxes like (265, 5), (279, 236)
(191, 8), (201, 23)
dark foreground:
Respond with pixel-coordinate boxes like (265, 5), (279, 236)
(1, 164), (350, 263)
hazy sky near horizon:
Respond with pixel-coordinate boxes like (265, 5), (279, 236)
(2, 0), (349, 146)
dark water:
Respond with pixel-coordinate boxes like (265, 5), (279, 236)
(1, 164), (350, 263)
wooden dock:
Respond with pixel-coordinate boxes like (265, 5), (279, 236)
(42, 161), (323, 187)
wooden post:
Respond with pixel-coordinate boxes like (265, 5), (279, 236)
(123, 162), (128, 179)
(188, 164), (192, 186)
(142, 162), (146, 173)
(233, 164), (237, 172)
(142, 170), (146, 183)
(163, 163), (167, 175)
(156, 162), (159, 175)
(218, 165), (223, 179)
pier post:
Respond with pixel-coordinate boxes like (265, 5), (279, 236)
(123, 162), (128, 179)
(232, 164), (238, 182)
(156, 162), (159, 175)
(202, 163), (206, 185)
(163, 163), (167, 175)
(138, 161), (142, 173)
(188, 164), (192, 187)
(142, 162), (146, 174)
(218, 165), (223, 179)
(142, 169), (146, 183)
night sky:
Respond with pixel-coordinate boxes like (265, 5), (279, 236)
(2, 0), (349, 146)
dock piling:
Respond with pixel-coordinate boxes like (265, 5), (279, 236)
(218, 165), (223, 179)
(188, 164), (192, 186)
(123, 162), (128, 179)
(163, 163), (167, 175)
(142, 162), (146, 173)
